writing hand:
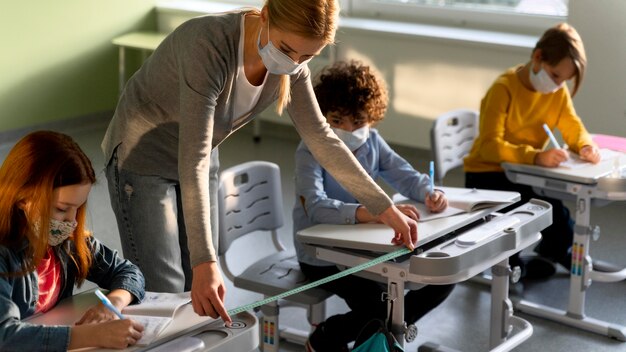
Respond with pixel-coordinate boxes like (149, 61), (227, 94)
(535, 149), (569, 167)
(70, 319), (144, 350)
(425, 191), (448, 213)
(191, 261), (232, 324)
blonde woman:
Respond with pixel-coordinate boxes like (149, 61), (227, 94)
(102, 0), (418, 323)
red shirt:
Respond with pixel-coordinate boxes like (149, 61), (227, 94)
(35, 247), (62, 313)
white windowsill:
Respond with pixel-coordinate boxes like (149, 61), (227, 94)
(155, 0), (537, 50)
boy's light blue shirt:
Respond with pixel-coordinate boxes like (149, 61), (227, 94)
(293, 129), (431, 266)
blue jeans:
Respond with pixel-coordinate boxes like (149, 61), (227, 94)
(105, 147), (220, 292)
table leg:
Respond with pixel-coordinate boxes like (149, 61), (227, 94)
(490, 258), (533, 352)
(515, 194), (626, 341)
(387, 281), (406, 347)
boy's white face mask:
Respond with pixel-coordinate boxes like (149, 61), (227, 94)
(331, 125), (370, 152)
(529, 62), (563, 94)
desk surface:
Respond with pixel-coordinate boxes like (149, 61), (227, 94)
(26, 291), (256, 352)
(298, 187), (520, 253)
(503, 149), (626, 185)
(112, 31), (168, 50)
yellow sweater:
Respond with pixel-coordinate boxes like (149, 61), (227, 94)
(464, 65), (594, 173)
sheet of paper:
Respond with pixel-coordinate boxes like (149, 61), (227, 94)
(130, 315), (173, 345)
(559, 149), (621, 169)
(411, 202), (465, 222)
(123, 292), (191, 317)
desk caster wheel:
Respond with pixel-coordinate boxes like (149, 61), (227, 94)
(404, 323), (418, 343)
(510, 265), (522, 284)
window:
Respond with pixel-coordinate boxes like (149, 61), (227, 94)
(344, 0), (568, 34)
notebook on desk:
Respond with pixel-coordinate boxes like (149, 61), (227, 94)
(298, 187), (519, 254)
(503, 148), (626, 185)
(122, 292), (192, 346)
(394, 187), (519, 222)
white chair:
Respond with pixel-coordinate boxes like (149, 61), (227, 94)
(217, 161), (332, 351)
(430, 109), (479, 185)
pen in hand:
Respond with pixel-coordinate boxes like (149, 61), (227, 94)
(95, 289), (125, 320)
(542, 124), (562, 149)
(429, 160), (435, 195)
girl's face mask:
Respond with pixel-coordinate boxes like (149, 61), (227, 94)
(34, 219), (77, 246)
(529, 62), (563, 94)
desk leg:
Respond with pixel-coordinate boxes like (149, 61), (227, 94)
(253, 120), (261, 143)
(515, 195), (626, 341)
(568, 195), (591, 317)
(490, 259), (534, 352)
(388, 281), (406, 347)
(490, 259), (512, 348)
(118, 46), (126, 94)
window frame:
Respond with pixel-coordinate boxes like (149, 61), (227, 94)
(343, 0), (567, 34)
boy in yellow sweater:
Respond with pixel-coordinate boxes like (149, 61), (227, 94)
(464, 23), (600, 279)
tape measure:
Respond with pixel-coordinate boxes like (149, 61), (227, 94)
(227, 247), (412, 316)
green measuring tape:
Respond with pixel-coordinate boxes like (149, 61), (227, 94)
(227, 247), (412, 316)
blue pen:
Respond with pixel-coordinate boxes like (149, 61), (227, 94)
(542, 123), (562, 149)
(429, 160), (435, 194)
(95, 289), (125, 319)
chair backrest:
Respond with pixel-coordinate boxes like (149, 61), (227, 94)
(430, 109), (479, 185)
(217, 161), (284, 256)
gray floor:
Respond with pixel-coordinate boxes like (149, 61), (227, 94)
(5, 117), (626, 352)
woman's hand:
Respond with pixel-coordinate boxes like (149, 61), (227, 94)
(425, 190), (447, 213)
(579, 145), (601, 164)
(69, 319), (144, 349)
(378, 205), (418, 250)
(191, 261), (232, 324)
(535, 149), (569, 167)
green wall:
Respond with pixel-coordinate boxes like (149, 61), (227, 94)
(0, 0), (157, 132)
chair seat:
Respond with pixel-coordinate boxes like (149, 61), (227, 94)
(234, 251), (333, 305)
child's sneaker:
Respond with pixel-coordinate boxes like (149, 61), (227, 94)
(305, 323), (349, 352)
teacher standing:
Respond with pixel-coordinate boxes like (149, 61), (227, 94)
(102, 0), (417, 324)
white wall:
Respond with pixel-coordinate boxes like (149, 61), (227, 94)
(567, 0), (626, 137)
(157, 0), (626, 149)
(330, 28), (530, 149)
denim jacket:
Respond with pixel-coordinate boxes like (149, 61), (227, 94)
(0, 236), (145, 352)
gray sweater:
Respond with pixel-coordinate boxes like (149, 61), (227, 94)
(102, 10), (392, 266)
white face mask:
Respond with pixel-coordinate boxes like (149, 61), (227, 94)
(529, 63), (563, 94)
(34, 218), (77, 246)
(257, 22), (310, 75)
(331, 125), (370, 152)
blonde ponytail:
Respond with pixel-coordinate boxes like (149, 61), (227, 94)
(276, 75), (291, 115)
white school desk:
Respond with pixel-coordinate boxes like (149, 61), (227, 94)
(503, 151), (626, 341)
(25, 290), (258, 352)
(297, 190), (553, 352)
(111, 31), (168, 93)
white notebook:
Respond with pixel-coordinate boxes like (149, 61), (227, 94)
(122, 292), (192, 346)
(393, 187), (518, 222)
